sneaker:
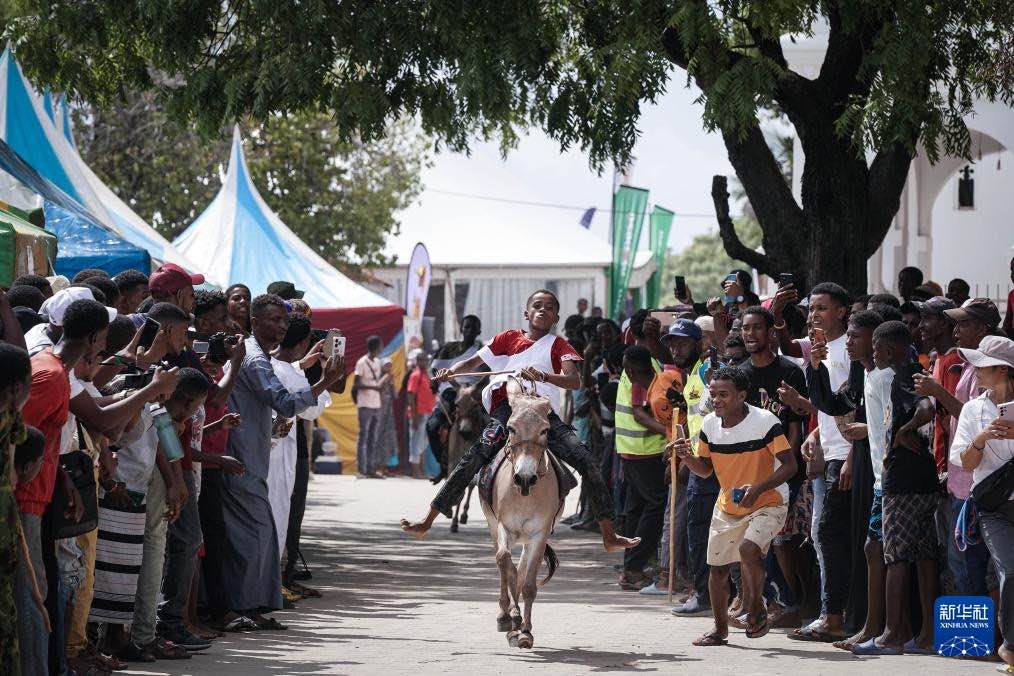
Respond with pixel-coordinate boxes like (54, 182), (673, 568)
(670, 593), (712, 617)
(639, 582), (671, 596)
(158, 628), (212, 652)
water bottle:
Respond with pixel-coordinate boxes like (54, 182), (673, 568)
(150, 404), (184, 462)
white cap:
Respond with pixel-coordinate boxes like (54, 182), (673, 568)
(39, 287), (118, 326)
(695, 315), (715, 333)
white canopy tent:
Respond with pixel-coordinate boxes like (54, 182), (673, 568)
(371, 217), (655, 341)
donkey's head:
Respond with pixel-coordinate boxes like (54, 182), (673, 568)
(456, 384), (482, 439)
(505, 378), (551, 496)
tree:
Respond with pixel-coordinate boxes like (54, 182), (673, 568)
(9, 1), (1013, 292)
(663, 217), (762, 305)
(73, 94), (428, 268)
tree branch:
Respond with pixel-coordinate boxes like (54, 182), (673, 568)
(818, 3), (889, 103)
(712, 175), (773, 274)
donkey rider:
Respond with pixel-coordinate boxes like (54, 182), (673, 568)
(401, 289), (639, 553)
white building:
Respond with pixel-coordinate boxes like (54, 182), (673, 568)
(782, 24), (1013, 306)
(370, 217), (654, 342)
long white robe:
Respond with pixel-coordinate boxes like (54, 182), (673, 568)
(267, 359), (331, 559)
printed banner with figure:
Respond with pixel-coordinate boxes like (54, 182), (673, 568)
(405, 241), (431, 320)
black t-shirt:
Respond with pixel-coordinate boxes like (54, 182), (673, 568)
(740, 354), (808, 480)
(883, 363), (939, 494)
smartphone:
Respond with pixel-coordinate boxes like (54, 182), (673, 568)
(335, 335), (346, 357)
(708, 345), (719, 369)
(674, 275), (687, 300)
(999, 401), (1014, 422)
(813, 326), (827, 344)
(193, 341), (209, 355)
(322, 329), (341, 358)
(137, 317), (161, 350)
(731, 487), (746, 504)
(779, 273), (794, 288)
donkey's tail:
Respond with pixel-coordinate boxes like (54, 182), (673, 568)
(539, 543), (559, 587)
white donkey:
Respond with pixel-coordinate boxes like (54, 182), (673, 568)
(479, 379), (563, 649)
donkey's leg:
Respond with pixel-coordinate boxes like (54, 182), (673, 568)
(494, 524), (515, 633)
(515, 533), (547, 649)
(450, 500), (460, 533)
(460, 485), (474, 525)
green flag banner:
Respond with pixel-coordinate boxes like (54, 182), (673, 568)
(609, 185), (649, 319)
(645, 206), (674, 305)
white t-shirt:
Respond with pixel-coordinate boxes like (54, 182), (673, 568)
(354, 355), (383, 409)
(950, 393), (1014, 502)
(815, 333), (852, 462)
(61, 373), (102, 455)
(864, 367), (895, 490)
(25, 323), (54, 356)
(115, 407), (159, 494)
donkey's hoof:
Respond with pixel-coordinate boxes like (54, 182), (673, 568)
(517, 631), (534, 649)
(507, 631), (520, 648)
(450, 520), (459, 533)
(497, 617), (513, 632)
(459, 513), (468, 524)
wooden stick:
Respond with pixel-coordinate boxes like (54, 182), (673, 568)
(446, 369), (517, 379)
(667, 420), (684, 605)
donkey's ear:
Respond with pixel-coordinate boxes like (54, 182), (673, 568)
(506, 376), (523, 405)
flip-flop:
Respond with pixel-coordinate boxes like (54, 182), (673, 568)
(852, 639), (904, 655)
(692, 632), (729, 647)
(254, 617), (288, 631)
(903, 639), (935, 655)
(220, 616), (258, 632)
(996, 665), (1014, 674)
(788, 623), (847, 643)
(746, 612), (770, 639)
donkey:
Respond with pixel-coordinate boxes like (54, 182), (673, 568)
(479, 379), (563, 650)
(449, 384), (487, 533)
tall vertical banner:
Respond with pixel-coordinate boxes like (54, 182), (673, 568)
(645, 206), (675, 305)
(404, 242), (431, 350)
(609, 186), (649, 319)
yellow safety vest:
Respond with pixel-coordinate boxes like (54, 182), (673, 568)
(615, 363), (666, 457)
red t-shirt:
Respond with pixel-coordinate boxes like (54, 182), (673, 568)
(16, 350), (71, 516)
(932, 350), (963, 473)
(486, 330), (582, 411)
(201, 365), (229, 467)
(407, 369), (436, 416)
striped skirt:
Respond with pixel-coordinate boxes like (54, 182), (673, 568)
(88, 497), (147, 623)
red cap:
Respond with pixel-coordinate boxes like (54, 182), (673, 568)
(149, 263), (204, 295)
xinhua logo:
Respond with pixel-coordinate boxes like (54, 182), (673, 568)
(934, 596), (994, 658)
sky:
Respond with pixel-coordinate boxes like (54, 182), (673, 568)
(390, 80), (736, 261)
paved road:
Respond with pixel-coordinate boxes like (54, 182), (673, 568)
(123, 475), (999, 675)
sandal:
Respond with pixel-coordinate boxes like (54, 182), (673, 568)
(218, 615), (258, 632)
(745, 611), (770, 639)
(288, 581), (322, 598)
(788, 622), (847, 643)
(116, 642), (155, 663)
(692, 631), (728, 647)
(147, 638), (191, 660)
(254, 617), (288, 631)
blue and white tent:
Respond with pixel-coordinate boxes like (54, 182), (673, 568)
(0, 48), (196, 270)
(174, 126), (394, 309)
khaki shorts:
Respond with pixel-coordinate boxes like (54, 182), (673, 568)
(706, 504), (788, 566)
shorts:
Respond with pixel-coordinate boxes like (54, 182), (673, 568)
(707, 503), (788, 566)
(867, 489), (884, 542)
(775, 479), (813, 544)
(882, 492), (938, 565)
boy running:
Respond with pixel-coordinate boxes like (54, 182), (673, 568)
(401, 290), (637, 552)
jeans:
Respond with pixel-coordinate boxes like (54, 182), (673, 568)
(65, 528), (98, 658)
(158, 470), (202, 633)
(621, 455), (667, 572)
(409, 418), (428, 464)
(687, 490), (718, 603)
(980, 500), (1014, 652)
(818, 460), (852, 615)
(432, 401), (614, 521)
(948, 496), (992, 596)
(199, 469), (228, 619)
(132, 469), (167, 646)
(14, 513), (47, 675)
(811, 476), (827, 603)
(356, 407), (381, 474)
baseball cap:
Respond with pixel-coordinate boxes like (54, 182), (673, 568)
(661, 318), (702, 342)
(957, 335), (1014, 369)
(39, 287), (117, 325)
(916, 296), (957, 318)
(943, 298), (1001, 329)
(149, 264), (204, 296)
(694, 315), (715, 333)
(266, 281), (304, 300)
